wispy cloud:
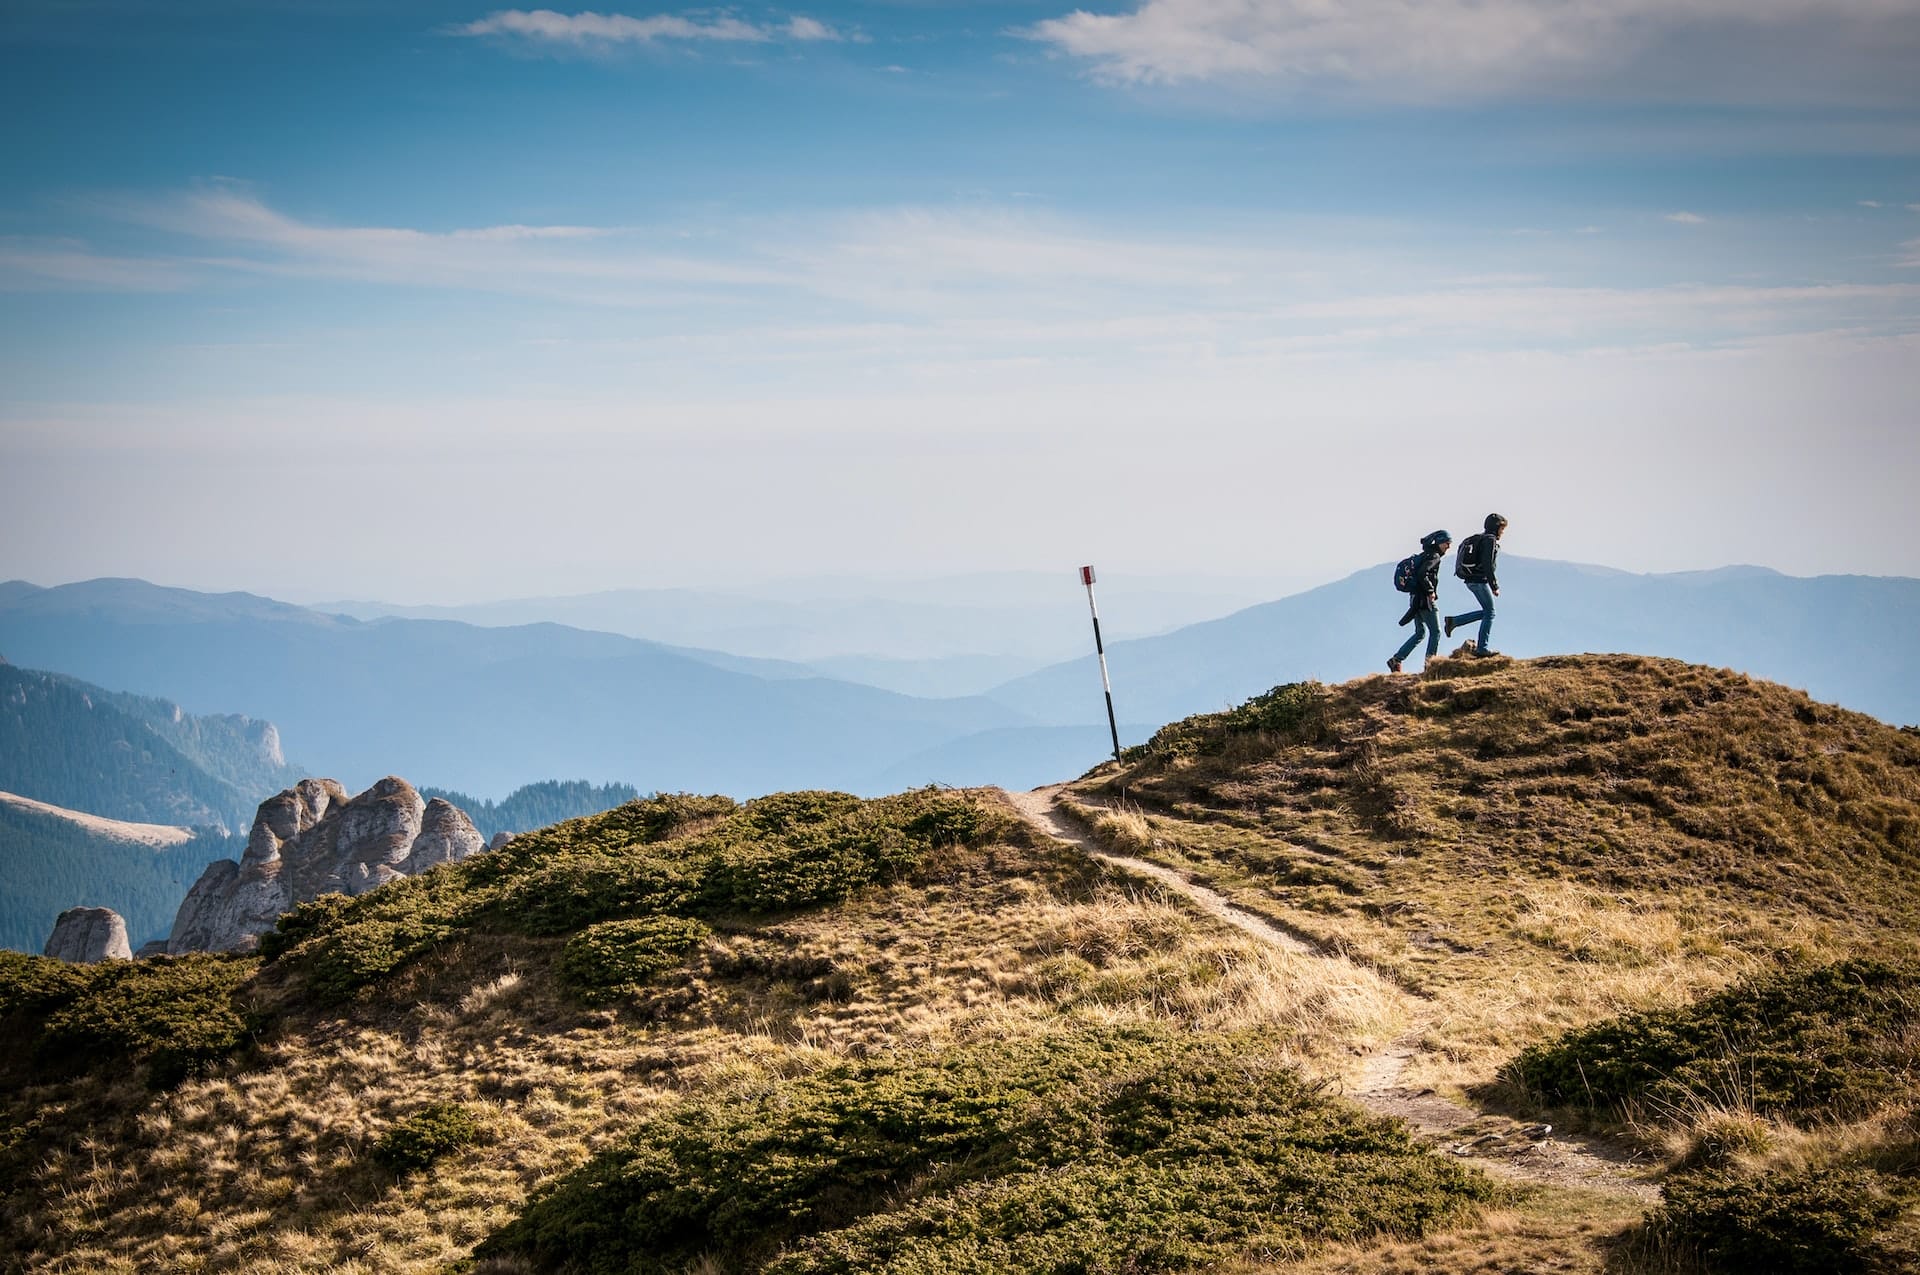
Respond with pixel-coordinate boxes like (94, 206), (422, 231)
(32, 189), (1920, 366)
(1860, 199), (1885, 207)
(453, 8), (845, 48)
(1901, 238), (1920, 267)
(92, 182), (788, 303)
(1021, 0), (1920, 104)
(1666, 211), (1708, 224)
(0, 238), (194, 292)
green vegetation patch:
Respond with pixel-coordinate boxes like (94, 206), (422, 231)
(1503, 959), (1920, 1123)
(1130, 681), (1327, 761)
(1642, 1163), (1904, 1275)
(373, 1100), (484, 1175)
(0, 949), (258, 1087)
(267, 788), (1012, 1004)
(482, 1023), (1499, 1274)
(559, 916), (712, 1005)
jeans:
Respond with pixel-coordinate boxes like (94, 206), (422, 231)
(1394, 605), (1439, 663)
(1448, 581), (1496, 652)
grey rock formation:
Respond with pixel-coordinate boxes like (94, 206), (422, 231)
(167, 776), (486, 954)
(487, 831), (515, 851)
(44, 906), (132, 962)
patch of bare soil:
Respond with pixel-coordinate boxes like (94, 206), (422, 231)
(1002, 785), (1658, 1203)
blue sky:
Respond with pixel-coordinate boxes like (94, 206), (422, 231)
(2, 0), (1918, 601)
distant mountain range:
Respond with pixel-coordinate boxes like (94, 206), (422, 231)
(2, 563), (1914, 812)
(310, 571), (1274, 689)
(0, 579), (1030, 798)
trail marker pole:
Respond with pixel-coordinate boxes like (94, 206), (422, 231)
(1080, 565), (1122, 764)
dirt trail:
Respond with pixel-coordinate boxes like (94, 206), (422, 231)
(1003, 785), (1658, 1202)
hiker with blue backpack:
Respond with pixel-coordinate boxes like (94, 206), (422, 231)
(1445, 513), (1507, 657)
(1388, 530), (1451, 674)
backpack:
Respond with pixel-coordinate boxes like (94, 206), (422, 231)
(1392, 554), (1419, 593)
(1454, 533), (1488, 580)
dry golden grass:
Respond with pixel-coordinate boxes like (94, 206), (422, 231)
(1069, 655), (1920, 1095)
(7, 826), (1421, 1272)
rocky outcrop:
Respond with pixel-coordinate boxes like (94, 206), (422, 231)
(168, 776), (486, 954)
(44, 907), (132, 962)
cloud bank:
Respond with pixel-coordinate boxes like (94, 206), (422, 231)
(1022, 0), (1920, 103)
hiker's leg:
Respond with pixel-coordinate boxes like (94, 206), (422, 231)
(1394, 629), (1422, 664)
(1421, 608), (1440, 657)
(1468, 581), (1496, 650)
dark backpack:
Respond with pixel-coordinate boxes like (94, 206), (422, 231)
(1393, 555), (1419, 593)
(1454, 533), (1488, 581)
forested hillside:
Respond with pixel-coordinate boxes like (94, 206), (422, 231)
(0, 799), (241, 952)
(0, 661), (301, 832)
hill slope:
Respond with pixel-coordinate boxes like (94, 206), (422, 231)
(5, 656), (1918, 1272)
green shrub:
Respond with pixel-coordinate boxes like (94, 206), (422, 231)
(1646, 1164), (1899, 1273)
(34, 954), (258, 1087)
(1135, 682), (1327, 760)
(1502, 959), (1920, 1122)
(491, 854), (699, 936)
(258, 892), (355, 961)
(373, 1100), (483, 1175)
(283, 869), (476, 1004)
(481, 1024), (1497, 1274)
(697, 789), (993, 915)
(269, 788), (1005, 1002)
(0, 950), (102, 1018)
(559, 916), (711, 1004)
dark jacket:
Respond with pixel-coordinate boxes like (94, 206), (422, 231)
(1456, 533), (1499, 587)
(1410, 546), (1445, 609)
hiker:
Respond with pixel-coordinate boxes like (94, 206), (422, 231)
(1445, 513), (1507, 656)
(1388, 530), (1451, 674)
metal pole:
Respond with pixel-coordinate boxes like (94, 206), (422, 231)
(1080, 565), (1122, 763)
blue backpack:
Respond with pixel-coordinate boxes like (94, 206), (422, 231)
(1392, 555), (1419, 593)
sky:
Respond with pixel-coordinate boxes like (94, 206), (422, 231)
(2, 0), (1918, 604)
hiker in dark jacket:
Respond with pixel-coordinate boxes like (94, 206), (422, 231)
(1445, 513), (1507, 656)
(1388, 530), (1451, 673)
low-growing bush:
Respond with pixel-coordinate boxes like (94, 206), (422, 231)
(1133, 682), (1327, 760)
(258, 892), (355, 961)
(559, 916), (711, 1004)
(482, 1023), (1497, 1274)
(32, 953), (259, 1087)
(373, 1100), (483, 1175)
(0, 949), (101, 1018)
(270, 787), (1009, 1003)
(1645, 1163), (1899, 1274)
(1502, 959), (1920, 1123)
(283, 870), (477, 1005)
(493, 855), (699, 936)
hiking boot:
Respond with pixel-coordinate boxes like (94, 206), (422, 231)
(1473, 648), (1501, 658)
(1443, 616), (1456, 638)
(1386, 656), (1403, 674)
